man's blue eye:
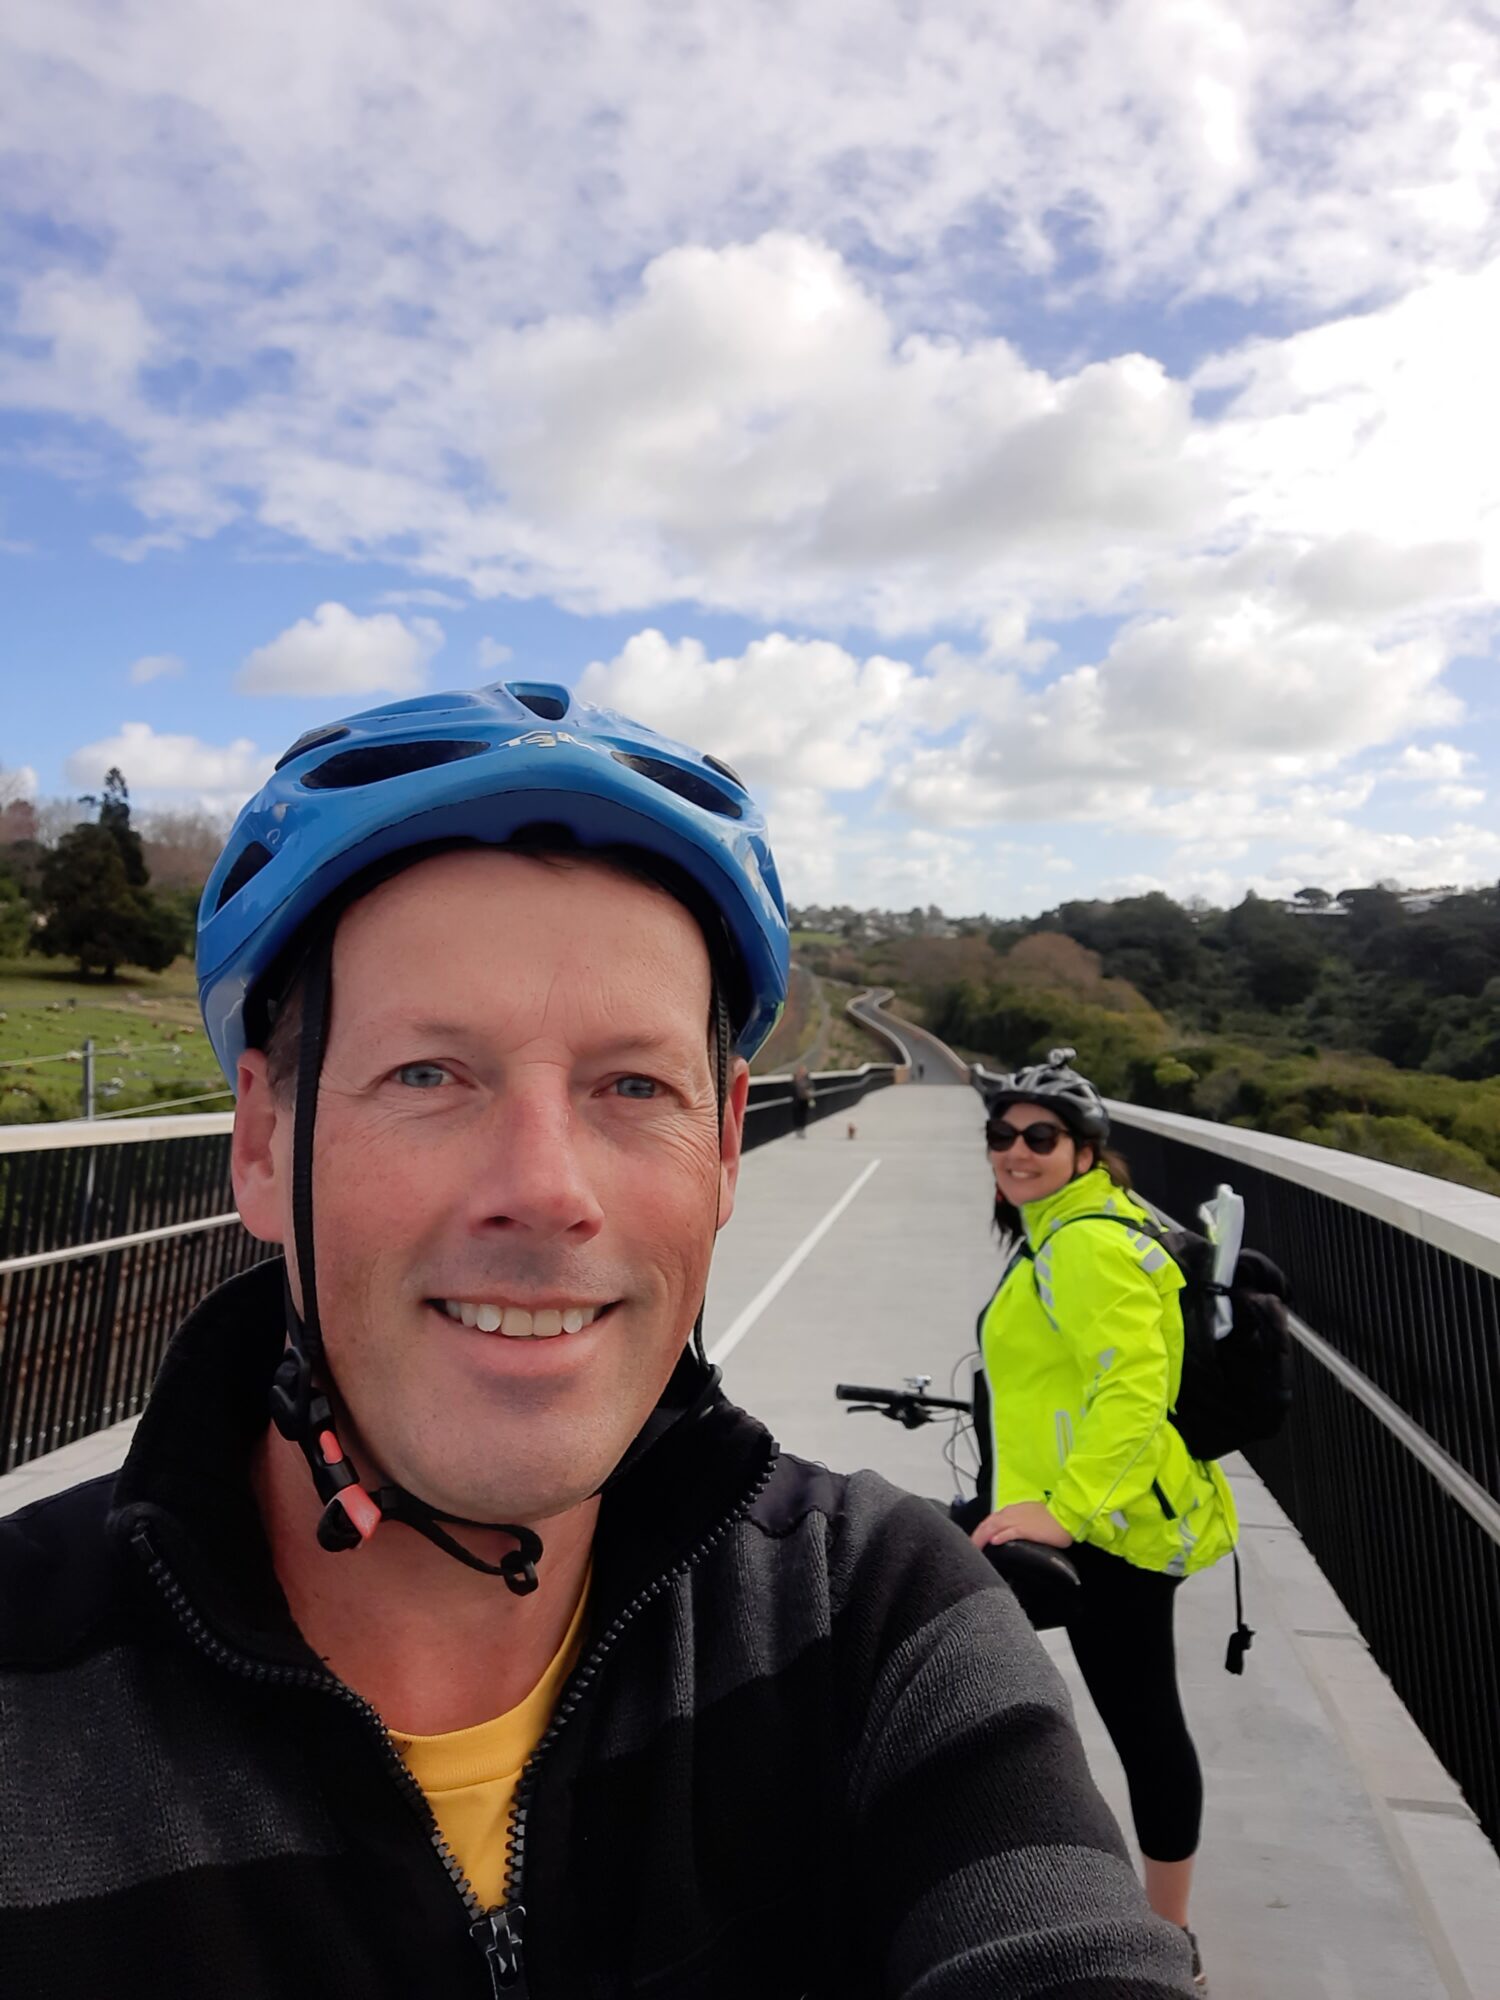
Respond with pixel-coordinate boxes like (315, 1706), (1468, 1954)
(396, 1063), (449, 1089)
(615, 1076), (658, 1099)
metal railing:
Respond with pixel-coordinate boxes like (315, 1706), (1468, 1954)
(742, 1063), (897, 1148)
(0, 1061), (898, 1478)
(971, 1069), (1499, 1849)
(0, 1113), (274, 1473)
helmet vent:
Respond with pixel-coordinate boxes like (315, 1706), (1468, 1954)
(302, 739), (488, 790)
(215, 839), (274, 911)
(703, 752), (747, 790)
(610, 751), (744, 820)
(511, 685), (569, 722)
(275, 724), (350, 771)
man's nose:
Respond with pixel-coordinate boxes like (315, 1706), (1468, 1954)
(468, 1087), (606, 1243)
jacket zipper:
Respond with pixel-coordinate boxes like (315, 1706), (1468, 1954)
(130, 1438), (778, 1998)
(129, 1527), (491, 1943)
(490, 1440), (779, 1987)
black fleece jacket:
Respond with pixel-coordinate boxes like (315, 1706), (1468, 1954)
(0, 1260), (1196, 1998)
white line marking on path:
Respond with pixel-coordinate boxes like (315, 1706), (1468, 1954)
(707, 1159), (883, 1367)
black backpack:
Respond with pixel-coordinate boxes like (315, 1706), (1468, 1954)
(1031, 1211), (1294, 1463)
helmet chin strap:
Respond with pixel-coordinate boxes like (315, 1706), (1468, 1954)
(268, 928), (543, 1594)
(266, 925), (735, 1592)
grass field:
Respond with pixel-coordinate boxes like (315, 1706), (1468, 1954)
(0, 954), (229, 1125)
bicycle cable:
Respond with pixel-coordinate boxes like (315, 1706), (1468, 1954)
(941, 1346), (981, 1500)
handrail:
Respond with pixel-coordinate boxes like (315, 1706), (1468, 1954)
(0, 1211), (244, 1278)
(750, 1061), (894, 1090)
(1105, 1096), (1500, 1281)
(0, 1111), (235, 1152)
(1288, 1307), (1500, 1549)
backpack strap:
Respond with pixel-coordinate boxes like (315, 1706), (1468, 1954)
(1023, 1211), (1233, 1295)
(1017, 1210), (1167, 1259)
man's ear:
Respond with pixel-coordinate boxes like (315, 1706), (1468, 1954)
(232, 1050), (289, 1245)
(716, 1059), (751, 1230)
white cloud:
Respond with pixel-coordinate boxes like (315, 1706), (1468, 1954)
(1265, 823), (1500, 899)
(128, 652), (185, 684)
(574, 612), (1491, 908)
(65, 722), (273, 798)
(2, 167), (1498, 652)
(237, 601), (444, 697)
(1, 764), (39, 804)
(766, 788), (997, 910)
(1198, 264), (1500, 599)
(476, 638), (512, 671)
(890, 608), (1454, 827)
(1423, 783), (1486, 812)
(5, 1), (1496, 349)
(1389, 742), (1473, 782)
(579, 628), (916, 790)
(1115, 778), (1378, 862)
(762, 787), (849, 905)
(377, 588), (468, 609)
(9, 270), (157, 419)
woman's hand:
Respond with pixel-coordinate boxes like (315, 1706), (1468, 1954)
(970, 1502), (1074, 1550)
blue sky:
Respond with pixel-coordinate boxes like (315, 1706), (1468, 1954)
(4, 1), (1499, 915)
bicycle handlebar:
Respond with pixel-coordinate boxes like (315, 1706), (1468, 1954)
(836, 1382), (972, 1414)
(833, 1378), (1083, 1623)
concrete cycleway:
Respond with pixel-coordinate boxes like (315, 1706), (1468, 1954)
(846, 985), (970, 1084)
(3, 1082), (1497, 1995)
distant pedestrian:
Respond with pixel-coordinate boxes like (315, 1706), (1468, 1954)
(791, 1063), (815, 1137)
(915, 1059), (925, 1080)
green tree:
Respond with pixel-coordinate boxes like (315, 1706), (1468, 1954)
(35, 825), (185, 978)
(1224, 894), (1323, 1010)
(1336, 885), (1405, 940)
(0, 871), (29, 956)
(81, 766), (148, 886)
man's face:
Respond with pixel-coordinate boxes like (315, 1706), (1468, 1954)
(234, 849), (747, 1525)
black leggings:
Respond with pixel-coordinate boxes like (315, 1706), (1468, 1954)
(950, 1499), (1203, 1860)
(1056, 1542), (1202, 1863)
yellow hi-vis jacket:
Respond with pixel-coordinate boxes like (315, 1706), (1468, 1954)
(980, 1165), (1238, 1577)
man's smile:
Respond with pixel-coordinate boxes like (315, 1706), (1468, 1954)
(431, 1297), (616, 1338)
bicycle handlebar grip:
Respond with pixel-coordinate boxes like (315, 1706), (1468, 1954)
(835, 1384), (899, 1403)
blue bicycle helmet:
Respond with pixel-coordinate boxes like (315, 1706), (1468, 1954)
(198, 680), (790, 1083)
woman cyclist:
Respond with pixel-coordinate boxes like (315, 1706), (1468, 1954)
(967, 1048), (1237, 1993)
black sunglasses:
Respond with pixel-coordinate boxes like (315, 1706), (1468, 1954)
(986, 1119), (1069, 1156)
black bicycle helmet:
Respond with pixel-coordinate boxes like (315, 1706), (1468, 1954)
(984, 1046), (1109, 1143)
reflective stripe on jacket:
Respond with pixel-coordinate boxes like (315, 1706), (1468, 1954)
(980, 1165), (1238, 1577)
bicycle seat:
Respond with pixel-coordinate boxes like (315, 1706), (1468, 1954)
(939, 1498), (1084, 1630)
(987, 1538), (1081, 1630)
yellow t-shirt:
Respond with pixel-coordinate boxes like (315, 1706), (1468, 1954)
(390, 1578), (591, 1912)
